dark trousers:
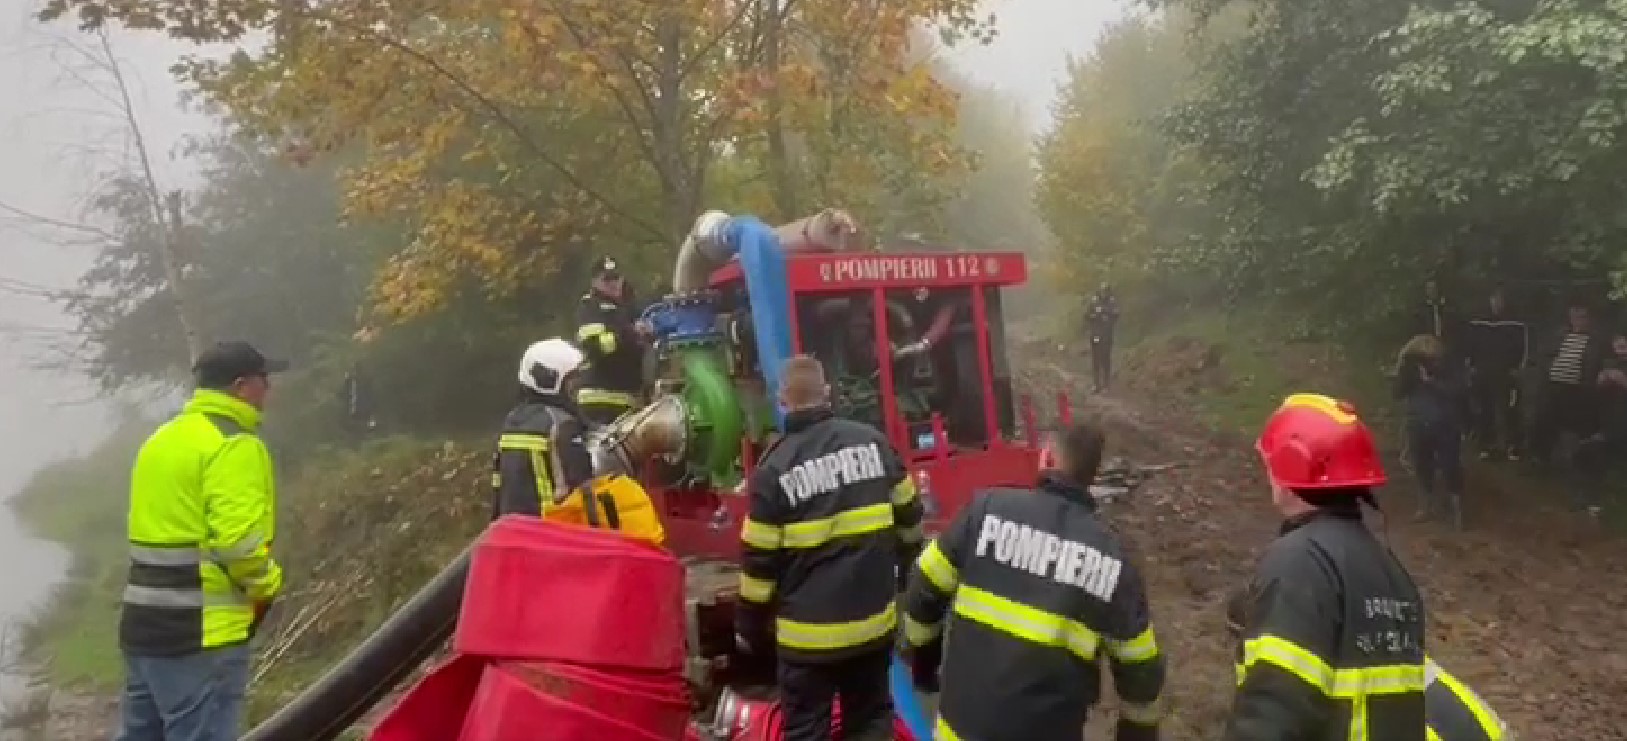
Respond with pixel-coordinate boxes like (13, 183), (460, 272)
(1090, 335), (1114, 390)
(1407, 418), (1464, 501)
(779, 649), (893, 741)
(1471, 370), (1521, 452)
(1530, 382), (1598, 463)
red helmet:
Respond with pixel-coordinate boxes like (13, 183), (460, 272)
(1255, 393), (1386, 490)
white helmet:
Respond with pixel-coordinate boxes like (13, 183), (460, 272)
(517, 338), (585, 395)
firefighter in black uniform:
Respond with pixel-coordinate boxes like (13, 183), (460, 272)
(575, 256), (647, 426)
(1226, 393), (1428, 741)
(491, 338), (596, 519)
(735, 355), (925, 741)
(1226, 593), (1509, 740)
(1466, 286), (1529, 460)
(898, 422), (1165, 741)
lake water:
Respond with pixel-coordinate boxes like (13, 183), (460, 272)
(0, 496), (69, 702)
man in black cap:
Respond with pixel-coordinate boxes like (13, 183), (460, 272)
(574, 256), (648, 426)
(117, 341), (288, 741)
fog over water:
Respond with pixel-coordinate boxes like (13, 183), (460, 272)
(0, 1), (206, 695)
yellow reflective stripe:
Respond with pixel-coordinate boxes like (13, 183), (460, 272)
(1239, 635), (1426, 697)
(780, 502), (894, 548)
(1427, 728), (1443, 741)
(897, 522), (925, 544)
(577, 322), (616, 354)
(499, 433), (550, 451)
(576, 389), (637, 408)
(902, 613), (940, 647)
(776, 602), (896, 651)
(951, 585), (1100, 661)
(916, 541), (959, 594)
(1107, 626), (1160, 663)
(741, 518), (783, 550)
(1119, 698), (1161, 725)
(1437, 668), (1506, 738)
(891, 478), (918, 506)
(934, 717), (964, 741)
(738, 573), (775, 603)
(491, 471), (501, 489)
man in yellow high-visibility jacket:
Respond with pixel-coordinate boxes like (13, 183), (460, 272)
(117, 341), (286, 741)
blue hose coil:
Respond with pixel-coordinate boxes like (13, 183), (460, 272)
(890, 657), (933, 740)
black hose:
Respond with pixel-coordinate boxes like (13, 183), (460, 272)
(241, 546), (472, 741)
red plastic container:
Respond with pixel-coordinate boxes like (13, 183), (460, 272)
(457, 516), (688, 671)
(459, 662), (672, 741)
(367, 655), (485, 741)
(501, 661), (691, 740)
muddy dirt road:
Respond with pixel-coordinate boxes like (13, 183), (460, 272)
(1016, 346), (1627, 740)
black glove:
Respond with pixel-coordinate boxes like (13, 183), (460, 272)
(1114, 718), (1159, 741)
(905, 638), (943, 693)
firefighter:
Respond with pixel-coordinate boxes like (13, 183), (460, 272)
(898, 422), (1165, 741)
(1087, 283), (1120, 392)
(1226, 393), (1428, 740)
(1225, 594), (1509, 741)
(735, 355), (925, 741)
(1466, 286), (1528, 460)
(575, 256), (647, 426)
(492, 338), (595, 519)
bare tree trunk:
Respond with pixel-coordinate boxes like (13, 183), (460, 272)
(762, 0), (800, 221)
(94, 28), (204, 364)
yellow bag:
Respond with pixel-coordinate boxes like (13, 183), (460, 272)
(542, 473), (666, 547)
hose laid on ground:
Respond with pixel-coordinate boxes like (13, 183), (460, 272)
(240, 547), (472, 741)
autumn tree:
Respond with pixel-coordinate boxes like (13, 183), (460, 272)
(43, 0), (994, 327)
(1036, 10), (1224, 303)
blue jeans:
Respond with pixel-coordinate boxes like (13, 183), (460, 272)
(114, 644), (251, 741)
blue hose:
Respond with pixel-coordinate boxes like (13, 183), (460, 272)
(889, 657), (933, 740)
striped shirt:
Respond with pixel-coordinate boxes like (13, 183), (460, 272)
(1549, 333), (1590, 384)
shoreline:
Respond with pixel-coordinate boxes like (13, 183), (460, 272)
(0, 543), (119, 740)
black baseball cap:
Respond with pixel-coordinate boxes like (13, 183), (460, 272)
(594, 255), (621, 280)
(193, 341), (289, 388)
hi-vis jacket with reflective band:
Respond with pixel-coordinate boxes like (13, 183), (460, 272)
(120, 389), (283, 656)
(900, 475), (1165, 741)
(491, 399), (594, 519)
(575, 290), (643, 411)
(1425, 659), (1508, 741)
(737, 409), (923, 663)
(1224, 505), (1428, 741)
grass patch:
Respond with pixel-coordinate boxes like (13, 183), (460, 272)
(1115, 304), (1399, 439)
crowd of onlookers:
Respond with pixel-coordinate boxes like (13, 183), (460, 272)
(1393, 278), (1627, 523)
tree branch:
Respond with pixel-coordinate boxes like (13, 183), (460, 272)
(296, 5), (669, 242)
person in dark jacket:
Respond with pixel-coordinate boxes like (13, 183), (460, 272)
(1575, 333), (1627, 498)
(575, 256), (648, 426)
(736, 355), (924, 741)
(491, 338), (596, 520)
(1529, 302), (1606, 468)
(1394, 334), (1468, 528)
(1087, 284), (1120, 392)
(1225, 393), (1427, 741)
(1466, 287), (1528, 460)
(1415, 278), (1460, 351)
(1225, 593), (1508, 740)
(898, 422), (1165, 741)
